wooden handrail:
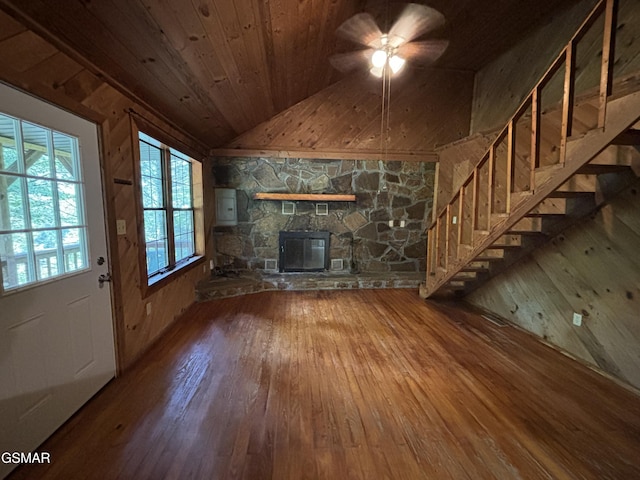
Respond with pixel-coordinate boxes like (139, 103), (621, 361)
(426, 0), (619, 295)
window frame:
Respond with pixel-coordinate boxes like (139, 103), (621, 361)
(132, 121), (204, 297)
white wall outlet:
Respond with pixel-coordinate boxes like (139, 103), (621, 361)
(452, 216), (457, 225)
(388, 220), (394, 227)
(116, 219), (126, 235)
(209, 259), (215, 270)
(146, 302), (152, 316)
(572, 312), (582, 326)
(400, 220), (406, 227)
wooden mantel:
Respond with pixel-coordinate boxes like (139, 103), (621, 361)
(253, 193), (356, 201)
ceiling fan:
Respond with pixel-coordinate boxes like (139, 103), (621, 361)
(330, 3), (449, 77)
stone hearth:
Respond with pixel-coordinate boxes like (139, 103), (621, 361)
(197, 271), (423, 301)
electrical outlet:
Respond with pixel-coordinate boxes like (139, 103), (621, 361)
(146, 302), (152, 316)
(388, 220), (394, 227)
(452, 216), (457, 225)
(116, 219), (126, 235)
(209, 259), (215, 270)
(572, 312), (582, 326)
(400, 220), (406, 227)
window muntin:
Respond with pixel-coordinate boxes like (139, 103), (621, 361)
(138, 132), (195, 282)
(0, 112), (88, 292)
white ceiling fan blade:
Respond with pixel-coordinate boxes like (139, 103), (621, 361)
(329, 49), (375, 72)
(336, 13), (383, 48)
(397, 39), (449, 65)
(388, 4), (445, 46)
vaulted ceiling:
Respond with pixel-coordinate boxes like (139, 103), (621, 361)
(0, 0), (583, 149)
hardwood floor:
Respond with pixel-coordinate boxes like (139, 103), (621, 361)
(8, 289), (640, 479)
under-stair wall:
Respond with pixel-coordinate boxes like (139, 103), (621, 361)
(466, 177), (640, 391)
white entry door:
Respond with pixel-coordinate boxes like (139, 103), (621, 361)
(0, 83), (116, 478)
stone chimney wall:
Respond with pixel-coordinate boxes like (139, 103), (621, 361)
(212, 157), (435, 273)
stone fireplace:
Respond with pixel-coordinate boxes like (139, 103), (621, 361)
(211, 157), (435, 274)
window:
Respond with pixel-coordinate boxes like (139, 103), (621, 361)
(0, 112), (88, 292)
(138, 132), (196, 283)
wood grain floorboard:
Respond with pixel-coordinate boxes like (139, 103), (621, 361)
(7, 289), (640, 479)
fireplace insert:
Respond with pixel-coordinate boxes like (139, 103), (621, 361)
(279, 231), (330, 272)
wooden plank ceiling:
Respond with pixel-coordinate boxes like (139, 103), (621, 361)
(0, 0), (583, 150)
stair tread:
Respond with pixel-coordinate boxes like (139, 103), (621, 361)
(486, 243), (522, 249)
(548, 191), (595, 198)
(474, 255), (505, 262)
(525, 212), (566, 217)
(577, 164), (630, 174)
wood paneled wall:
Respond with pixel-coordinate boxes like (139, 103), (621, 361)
(471, 0), (640, 134)
(432, 133), (494, 221)
(0, 11), (213, 370)
(467, 178), (640, 390)
(224, 69), (474, 159)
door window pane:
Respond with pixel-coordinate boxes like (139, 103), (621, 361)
(53, 132), (79, 181)
(33, 229), (59, 280)
(0, 232), (32, 288)
(58, 181), (81, 226)
(23, 122), (53, 178)
(0, 114), (19, 173)
(63, 227), (86, 272)
(0, 114), (88, 292)
(1, 174), (27, 231)
(27, 178), (56, 229)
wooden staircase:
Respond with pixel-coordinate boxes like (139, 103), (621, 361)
(421, 0), (640, 299)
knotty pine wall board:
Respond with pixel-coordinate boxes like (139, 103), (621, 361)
(0, 10), (212, 370)
(226, 69), (475, 157)
(467, 178), (640, 390)
(471, 0), (640, 134)
(433, 134), (493, 220)
(533, 230), (640, 384)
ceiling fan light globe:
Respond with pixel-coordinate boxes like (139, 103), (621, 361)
(371, 49), (388, 68)
(389, 55), (406, 74)
(369, 66), (384, 78)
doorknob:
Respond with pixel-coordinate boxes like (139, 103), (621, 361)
(98, 273), (111, 287)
